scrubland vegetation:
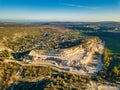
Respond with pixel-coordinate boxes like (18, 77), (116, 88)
(0, 26), (84, 52)
(0, 61), (105, 90)
(0, 23), (120, 89)
(99, 48), (120, 82)
(0, 50), (10, 58)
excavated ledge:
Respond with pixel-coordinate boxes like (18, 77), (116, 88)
(29, 37), (104, 75)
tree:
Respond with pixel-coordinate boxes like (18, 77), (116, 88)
(113, 67), (119, 76)
(0, 50), (10, 57)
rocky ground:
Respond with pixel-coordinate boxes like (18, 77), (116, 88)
(28, 37), (104, 76)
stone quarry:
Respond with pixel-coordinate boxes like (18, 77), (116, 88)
(29, 37), (104, 75)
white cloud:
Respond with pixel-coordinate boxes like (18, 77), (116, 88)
(60, 3), (99, 10)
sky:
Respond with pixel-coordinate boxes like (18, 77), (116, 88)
(0, 0), (120, 22)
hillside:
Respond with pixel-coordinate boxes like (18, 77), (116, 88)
(0, 24), (119, 90)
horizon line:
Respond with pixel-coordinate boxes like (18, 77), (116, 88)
(0, 19), (120, 23)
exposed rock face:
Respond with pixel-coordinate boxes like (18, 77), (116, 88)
(29, 37), (104, 75)
(29, 50), (38, 57)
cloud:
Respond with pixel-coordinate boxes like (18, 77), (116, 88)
(60, 3), (99, 10)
